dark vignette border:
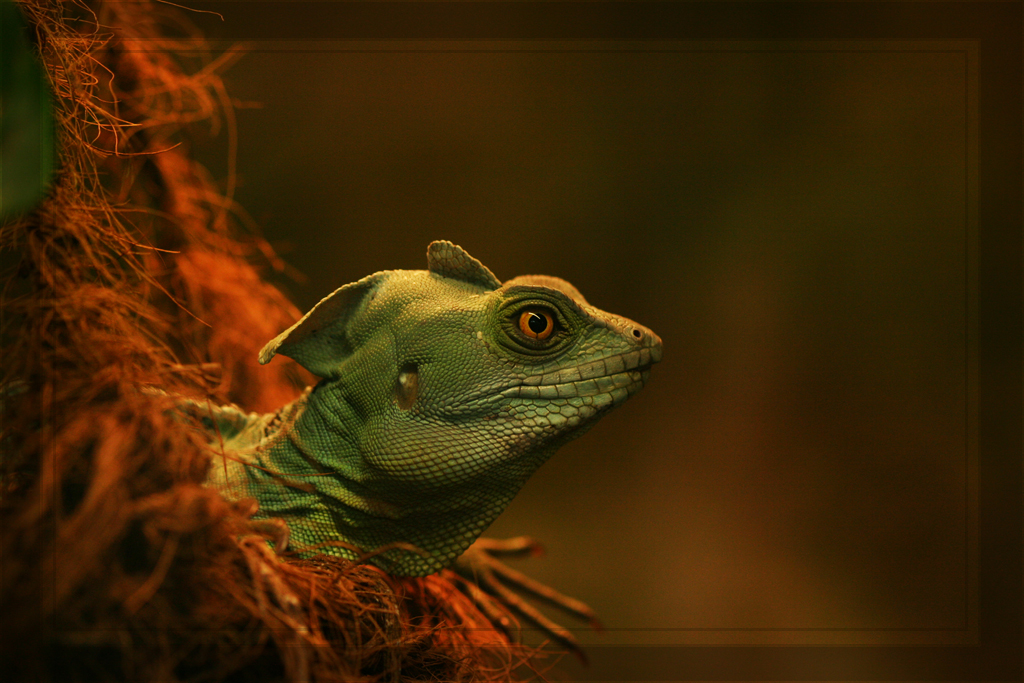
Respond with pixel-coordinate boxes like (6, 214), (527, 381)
(189, 3), (1022, 680)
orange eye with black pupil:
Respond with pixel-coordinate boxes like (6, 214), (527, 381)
(518, 309), (554, 340)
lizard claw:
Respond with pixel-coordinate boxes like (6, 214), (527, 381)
(249, 518), (290, 553)
(452, 536), (602, 666)
(232, 497), (291, 553)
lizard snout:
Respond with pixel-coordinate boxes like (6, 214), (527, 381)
(625, 321), (663, 366)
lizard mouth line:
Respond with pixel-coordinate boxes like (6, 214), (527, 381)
(501, 348), (656, 401)
(502, 368), (651, 401)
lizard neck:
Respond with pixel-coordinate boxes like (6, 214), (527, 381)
(245, 384), (551, 576)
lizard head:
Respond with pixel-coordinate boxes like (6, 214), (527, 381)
(257, 241), (661, 573)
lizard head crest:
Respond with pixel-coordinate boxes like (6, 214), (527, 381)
(426, 240), (501, 290)
(259, 241), (501, 377)
(257, 272), (385, 377)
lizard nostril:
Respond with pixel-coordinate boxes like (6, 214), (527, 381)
(631, 328), (643, 341)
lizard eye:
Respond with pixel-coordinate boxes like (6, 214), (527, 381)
(497, 295), (574, 356)
(518, 309), (554, 340)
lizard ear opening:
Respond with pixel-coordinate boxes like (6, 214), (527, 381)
(258, 273), (385, 377)
(426, 240), (501, 290)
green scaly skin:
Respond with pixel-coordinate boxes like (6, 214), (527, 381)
(204, 241), (662, 577)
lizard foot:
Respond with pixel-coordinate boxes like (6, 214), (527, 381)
(452, 536), (602, 666)
(231, 497), (290, 553)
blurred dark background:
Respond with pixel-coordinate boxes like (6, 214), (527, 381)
(187, 2), (1021, 679)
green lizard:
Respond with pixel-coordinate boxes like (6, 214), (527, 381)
(202, 240), (661, 581)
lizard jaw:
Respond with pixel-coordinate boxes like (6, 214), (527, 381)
(501, 343), (660, 403)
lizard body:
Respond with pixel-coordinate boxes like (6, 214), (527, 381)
(204, 241), (661, 577)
